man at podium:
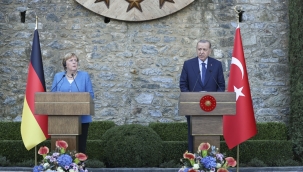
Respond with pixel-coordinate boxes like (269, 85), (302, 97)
(51, 52), (94, 153)
(179, 40), (225, 152)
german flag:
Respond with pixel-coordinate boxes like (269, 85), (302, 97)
(21, 29), (49, 150)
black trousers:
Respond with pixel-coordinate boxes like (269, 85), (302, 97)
(78, 123), (89, 154)
(186, 116), (193, 153)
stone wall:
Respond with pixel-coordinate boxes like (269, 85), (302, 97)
(0, 0), (289, 125)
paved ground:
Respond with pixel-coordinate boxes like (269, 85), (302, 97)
(1, 166), (303, 172)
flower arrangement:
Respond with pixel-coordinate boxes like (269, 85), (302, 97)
(33, 140), (88, 172)
(178, 142), (237, 172)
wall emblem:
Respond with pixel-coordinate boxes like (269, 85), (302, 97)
(75, 0), (195, 21)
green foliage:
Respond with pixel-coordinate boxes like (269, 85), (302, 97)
(0, 140), (50, 163)
(161, 141), (187, 164)
(101, 124), (163, 167)
(0, 122), (22, 140)
(87, 121), (116, 140)
(14, 159), (35, 167)
(274, 159), (301, 166)
(220, 140), (293, 165)
(86, 140), (106, 160)
(0, 121), (296, 167)
(288, 0), (303, 161)
(251, 122), (287, 140)
(0, 155), (10, 167)
(85, 159), (106, 168)
(159, 160), (181, 168)
(149, 122), (187, 141)
(247, 158), (267, 167)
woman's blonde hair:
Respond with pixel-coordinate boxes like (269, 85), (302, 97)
(62, 53), (79, 70)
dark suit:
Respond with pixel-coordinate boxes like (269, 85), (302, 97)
(179, 56), (225, 152)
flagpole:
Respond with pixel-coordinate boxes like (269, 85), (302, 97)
(35, 146), (37, 166)
(234, 6), (241, 172)
(34, 15), (38, 166)
(237, 145), (239, 172)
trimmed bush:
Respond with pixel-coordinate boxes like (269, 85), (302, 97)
(101, 124), (163, 167)
(87, 121), (116, 140)
(149, 122), (187, 141)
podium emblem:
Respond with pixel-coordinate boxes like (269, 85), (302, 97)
(200, 95), (216, 112)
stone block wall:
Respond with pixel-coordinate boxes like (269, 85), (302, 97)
(0, 0), (289, 125)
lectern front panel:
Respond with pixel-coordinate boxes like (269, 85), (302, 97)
(48, 116), (81, 135)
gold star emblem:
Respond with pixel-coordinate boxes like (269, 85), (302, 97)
(159, 0), (175, 9)
(95, 0), (110, 9)
(126, 0), (144, 12)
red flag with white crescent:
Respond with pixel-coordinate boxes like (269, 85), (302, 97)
(223, 27), (257, 149)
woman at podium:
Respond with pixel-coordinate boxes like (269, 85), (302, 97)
(51, 52), (94, 154)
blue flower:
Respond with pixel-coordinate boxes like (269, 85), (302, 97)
(200, 156), (217, 169)
(57, 154), (73, 168)
(32, 164), (44, 172)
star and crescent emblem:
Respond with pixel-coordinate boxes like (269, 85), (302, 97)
(231, 57), (245, 101)
(76, 0), (194, 21)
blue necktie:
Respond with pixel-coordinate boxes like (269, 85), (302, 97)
(201, 63), (206, 85)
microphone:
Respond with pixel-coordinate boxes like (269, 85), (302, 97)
(210, 70), (223, 92)
(192, 71), (201, 92)
(50, 75), (65, 92)
(72, 73), (80, 92)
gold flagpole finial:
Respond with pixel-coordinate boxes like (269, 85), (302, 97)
(35, 15), (38, 30)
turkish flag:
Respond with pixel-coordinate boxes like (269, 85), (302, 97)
(223, 27), (257, 149)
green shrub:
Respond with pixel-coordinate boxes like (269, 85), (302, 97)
(251, 122), (287, 140)
(161, 141), (187, 164)
(0, 122), (22, 140)
(247, 158), (267, 167)
(0, 155), (10, 167)
(14, 159), (35, 167)
(88, 121), (116, 140)
(149, 122), (187, 141)
(220, 140), (293, 165)
(85, 159), (106, 168)
(159, 160), (181, 168)
(101, 124), (163, 167)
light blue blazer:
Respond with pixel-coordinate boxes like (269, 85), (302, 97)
(51, 71), (94, 123)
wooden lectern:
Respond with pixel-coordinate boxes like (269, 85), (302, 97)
(179, 92), (236, 150)
(35, 92), (94, 151)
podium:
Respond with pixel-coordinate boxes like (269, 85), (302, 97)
(179, 92), (236, 150)
(35, 92), (94, 151)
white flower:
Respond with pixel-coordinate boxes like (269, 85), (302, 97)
(57, 167), (65, 172)
(43, 163), (50, 169)
(193, 163), (200, 170)
(216, 163), (222, 168)
(44, 169), (56, 172)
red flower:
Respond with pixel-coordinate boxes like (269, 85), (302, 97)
(183, 151), (195, 159)
(225, 157), (237, 167)
(38, 146), (49, 155)
(56, 140), (68, 149)
(198, 142), (210, 151)
(217, 168), (229, 172)
(188, 169), (198, 172)
(75, 153), (88, 161)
